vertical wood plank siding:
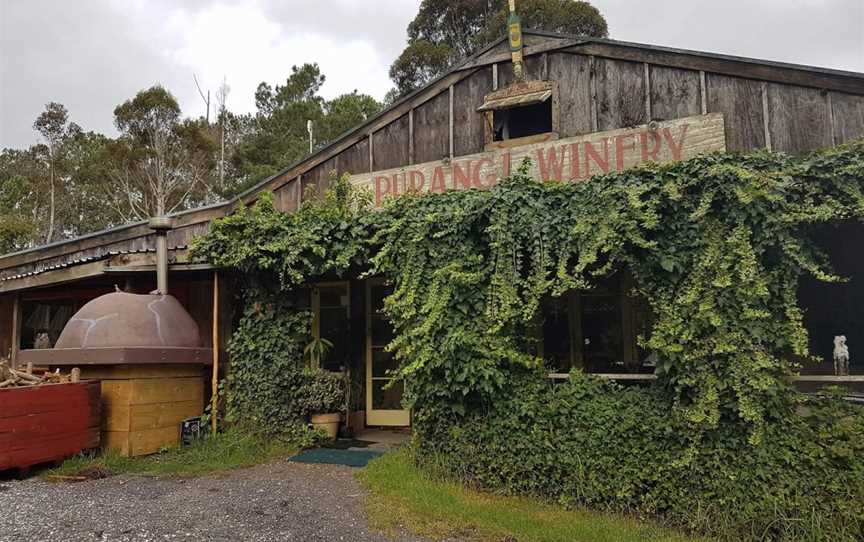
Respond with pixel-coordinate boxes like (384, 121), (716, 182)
(548, 52), (593, 137)
(372, 114), (410, 171)
(413, 90), (450, 163)
(337, 137), (370, 177)
(830, 91), (864, 144)
(453, 68), (493, 157)
(594, 57), (648, 130)
(706, 73), (766, 151)
(650, 65), (702, 121)
(767, 83), (833, 153)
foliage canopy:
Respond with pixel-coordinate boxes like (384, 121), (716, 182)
(389, 0), (608, 96)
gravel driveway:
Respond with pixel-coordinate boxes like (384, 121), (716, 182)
(0, 460), (427, 542)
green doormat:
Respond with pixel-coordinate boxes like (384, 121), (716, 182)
(322, 438), (376, 450)
(290, 448), (384, 467)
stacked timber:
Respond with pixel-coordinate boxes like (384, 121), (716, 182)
(0, 360), (81, 388)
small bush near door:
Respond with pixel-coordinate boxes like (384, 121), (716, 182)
(414, 371), (864, 541)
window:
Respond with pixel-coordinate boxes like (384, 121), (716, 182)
(479, 80), (559, 147)
(493, 99), (553, 141)
(309, 283), (351, 371)
(21, 301), (75, 349)
(538, 274), (653, 375)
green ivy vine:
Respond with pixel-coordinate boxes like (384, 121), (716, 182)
(194, 141), (864, 445)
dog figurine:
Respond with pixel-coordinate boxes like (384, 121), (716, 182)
(834, 335), (850, 376)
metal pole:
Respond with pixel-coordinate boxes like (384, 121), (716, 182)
(149, 216), (175, 295)
(155, 233), (168, 294)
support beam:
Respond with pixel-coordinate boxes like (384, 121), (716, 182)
(761, 81), (772, 151)
(448, 85), (455, 160)
(10, 294), (20, 368)
(210, 272), (220, 434)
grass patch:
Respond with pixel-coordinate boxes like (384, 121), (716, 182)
(47, 429), (302, 479)
(357, 449), (706, 542)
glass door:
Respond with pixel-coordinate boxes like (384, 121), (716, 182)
(365, 281), (410, 426)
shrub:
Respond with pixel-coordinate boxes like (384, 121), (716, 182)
(414, 372), (864, 541)
(300, 368), (347, 415)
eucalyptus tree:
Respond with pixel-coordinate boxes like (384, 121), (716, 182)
(389, 0), (608, 96)
(109, 85), (217, 220)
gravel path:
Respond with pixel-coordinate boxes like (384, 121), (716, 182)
(0, 460), (428, 542)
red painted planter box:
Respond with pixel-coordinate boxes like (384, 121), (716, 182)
(0, 381), (101, 471)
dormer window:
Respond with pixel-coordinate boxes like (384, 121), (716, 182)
(479, 80), (559, 148)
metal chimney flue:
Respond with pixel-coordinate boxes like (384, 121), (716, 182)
(148, 216), (175, 295)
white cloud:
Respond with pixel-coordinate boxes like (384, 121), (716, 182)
(165, 1), (393, 119)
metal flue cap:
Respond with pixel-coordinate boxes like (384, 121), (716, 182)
(149, 216), (175, 231)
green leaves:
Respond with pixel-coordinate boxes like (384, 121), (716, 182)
(196, 139), (864, 525)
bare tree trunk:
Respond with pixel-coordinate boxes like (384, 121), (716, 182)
(46, 156), (55, 244)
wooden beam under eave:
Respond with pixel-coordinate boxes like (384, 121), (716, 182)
(0, 261), (109, 293)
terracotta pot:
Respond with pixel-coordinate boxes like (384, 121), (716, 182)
(310, 413), (340, 440)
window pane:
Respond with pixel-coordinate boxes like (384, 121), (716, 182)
(319, 306), (349, 370)
(542, 296), (571, 372)
(319, 288), (347, 308)
(581, 294), (623, 372)
(372, 348), (399, 377)
(22, 302), (75, 349)
(372, 379), (404, 410)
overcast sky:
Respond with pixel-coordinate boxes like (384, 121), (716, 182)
(1, 0), (862, 149)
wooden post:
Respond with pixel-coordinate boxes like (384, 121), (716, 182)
(10, 295), (21, 369)
(210, 272), (220, 434)
(761, 82), (773, 151)
(448, 85), (455, 160)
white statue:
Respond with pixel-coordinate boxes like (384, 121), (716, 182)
(834, 335), (850, 376)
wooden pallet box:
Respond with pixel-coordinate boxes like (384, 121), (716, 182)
(79, 365), (204, 457)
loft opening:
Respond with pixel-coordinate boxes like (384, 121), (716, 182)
(479, 80), (559, 147)
(492, 100), (553, 141)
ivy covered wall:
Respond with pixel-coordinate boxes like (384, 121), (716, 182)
(193, 141), (864, 540)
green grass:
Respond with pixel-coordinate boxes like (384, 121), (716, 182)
(47, 429), (301, 478)
(357, 449), (707, 542)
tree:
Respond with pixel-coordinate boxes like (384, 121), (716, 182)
(0, 149), (39, 251)
(109, 86), (217, 219)
(230, 64), (381, 192)
(319, 91), (382, 142)
(33, 102), (81, 243)
(389, 0), (608, 96)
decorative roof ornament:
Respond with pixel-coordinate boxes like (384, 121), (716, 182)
(508, 0), (525, 81)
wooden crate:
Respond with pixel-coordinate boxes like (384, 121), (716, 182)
(0, 381), (101, 471)
(78, 365), (204, 457)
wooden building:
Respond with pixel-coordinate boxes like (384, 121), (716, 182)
(1, 31), (863, 429)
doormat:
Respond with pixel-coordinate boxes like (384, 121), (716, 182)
(322, 439), (375, 450)
(290, 448), (384, 468)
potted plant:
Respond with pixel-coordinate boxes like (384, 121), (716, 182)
(301, 367), (346, 440)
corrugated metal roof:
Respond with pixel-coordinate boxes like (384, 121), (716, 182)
(0, 246), (188, 283)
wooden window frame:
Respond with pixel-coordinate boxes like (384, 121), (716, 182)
(482, 80), (561, 151)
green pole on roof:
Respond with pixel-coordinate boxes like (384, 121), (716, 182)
(508, 0), (525, 81)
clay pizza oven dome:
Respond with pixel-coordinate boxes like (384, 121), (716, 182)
(55, 291), (200, 349)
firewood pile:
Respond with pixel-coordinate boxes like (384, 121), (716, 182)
(0, 360), (80, 388)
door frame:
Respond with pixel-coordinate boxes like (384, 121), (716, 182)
(365, 279), (410, 426)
